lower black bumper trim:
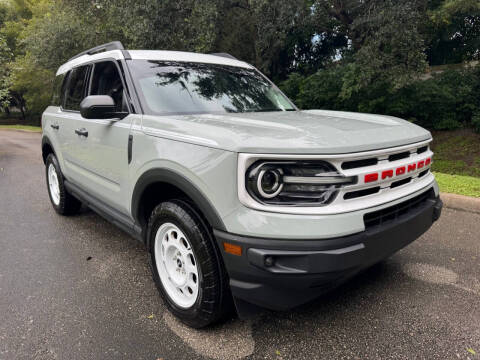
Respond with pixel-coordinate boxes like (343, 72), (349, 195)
(214, 194), (442, 312)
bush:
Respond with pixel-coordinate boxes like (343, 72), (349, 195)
(296, 67), (346, 110)
(398, 79), (462, 130)
(279, 64), (480, 132)
(279, 73), (304, 102)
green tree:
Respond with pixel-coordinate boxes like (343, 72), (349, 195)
(0, 35), (12, 110)
(344, 1), (428, 91)
(426, 0), (480, 64)
(9, 54), (53, 120)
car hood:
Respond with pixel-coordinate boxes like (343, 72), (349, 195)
(141, 110), (432, 154)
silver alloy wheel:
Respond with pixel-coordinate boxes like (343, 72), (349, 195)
(48, 163), (60, 206)
(154, 222), (199, 308)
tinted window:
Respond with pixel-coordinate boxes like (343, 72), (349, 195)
(128, 60), (295, 115)
(64, 66), (89, 111)
(51, 73), (66, 106)
(90, 61), (128, 112)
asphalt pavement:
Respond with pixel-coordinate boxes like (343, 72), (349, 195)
(0, 130), (479, 360)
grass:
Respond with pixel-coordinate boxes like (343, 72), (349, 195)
(430, 129), (480, 197)
(0, 124), (42, 132)
(434, 172), (480, 198)
(431, 130), (480, 178)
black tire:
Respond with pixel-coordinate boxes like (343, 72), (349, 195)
(147, 199), (233, 328)
(45, 153), (82, 215)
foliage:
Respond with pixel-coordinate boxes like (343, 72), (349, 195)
(282, 66), (348, 110)
(426, 0), (480, 64)
(9, 54), (54, 116)
(250, 0), (313, 78)
(23, 2), (90, 70)
(281, 64), (480, 132)
(279, 73), (305, 102)
(473, 112), (480, 133)
(0, 0), (479, 130)
(0, 35), (12, 108)
(349, 0), (428, 90)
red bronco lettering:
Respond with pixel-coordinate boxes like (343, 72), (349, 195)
(364, 157), (432, 183)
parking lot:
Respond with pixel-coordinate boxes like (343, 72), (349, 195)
(1, 130), (479, 360)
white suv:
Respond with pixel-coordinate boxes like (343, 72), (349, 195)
(41, 41), (443, 328)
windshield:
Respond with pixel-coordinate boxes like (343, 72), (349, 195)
(128, 60), (296, 115)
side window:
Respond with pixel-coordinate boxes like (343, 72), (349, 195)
(51, 73), (66, 106)
(64, 65), (89, 111)
(90, 61), (128, 112)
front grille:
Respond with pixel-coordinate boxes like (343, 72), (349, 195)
(363, 189), (434, 229)
(341, 145), (429, 170)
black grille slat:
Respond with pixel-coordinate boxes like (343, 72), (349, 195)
(364, 189), (434, 229)
(391, 177), (412, 189)
(418, 169), (429, 178)
(417, 146), (428, 154)
(342, 158), (378, 170)
(344, 187), (380, 200)
(388, 151), (410, 162)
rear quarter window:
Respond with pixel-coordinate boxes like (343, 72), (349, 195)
(51, 73), (67, 106)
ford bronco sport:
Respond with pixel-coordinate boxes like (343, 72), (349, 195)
(42, 41), (443, 328)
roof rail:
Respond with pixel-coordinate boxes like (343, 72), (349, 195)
(68, 41), (125, 62)
(210, 52), (238, 60)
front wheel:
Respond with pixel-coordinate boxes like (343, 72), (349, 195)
(148, 200), (232, 328)
(45, 153), (82, 215)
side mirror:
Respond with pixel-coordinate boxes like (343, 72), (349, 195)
(80, 95), (128, 120)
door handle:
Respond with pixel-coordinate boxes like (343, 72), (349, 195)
(50, 124), (59, 130)
(75, 128), (88, 137)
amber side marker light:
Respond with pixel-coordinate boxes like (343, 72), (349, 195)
(223, 242), (242, 256)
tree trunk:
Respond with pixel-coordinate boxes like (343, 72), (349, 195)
(19, 106), (25, 121)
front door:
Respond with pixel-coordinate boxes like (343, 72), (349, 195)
(71, 60), (134, 213)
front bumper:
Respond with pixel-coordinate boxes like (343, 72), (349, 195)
(214, 191), (443, 312)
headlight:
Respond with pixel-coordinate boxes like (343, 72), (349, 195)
(246, 161), (356, 206)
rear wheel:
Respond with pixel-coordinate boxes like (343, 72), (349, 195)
(45, 153), (82, 215)
(148, 199), (232, 328)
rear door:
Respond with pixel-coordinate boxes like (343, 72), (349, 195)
(42, 71), (68, 168)
(60, 64), (92, 181)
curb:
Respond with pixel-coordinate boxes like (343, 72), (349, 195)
(440, 192), (480, 214)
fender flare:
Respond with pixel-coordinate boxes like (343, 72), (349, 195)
(41, 135), (55, 164)
(131, 168), (226, 232)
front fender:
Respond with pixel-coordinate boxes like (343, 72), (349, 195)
(41, 135), (64, 168)
(131, 167), (227, 232)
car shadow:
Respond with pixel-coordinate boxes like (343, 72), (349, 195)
(255, 260), (402, 322)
